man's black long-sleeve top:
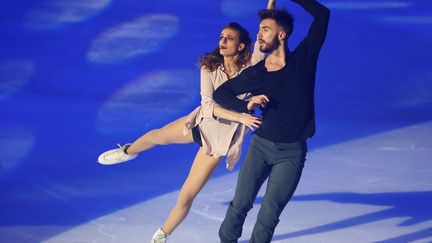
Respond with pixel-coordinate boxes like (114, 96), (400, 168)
(213, 0), (330, 143)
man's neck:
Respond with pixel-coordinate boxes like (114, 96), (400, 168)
(265, 45), (286, 72)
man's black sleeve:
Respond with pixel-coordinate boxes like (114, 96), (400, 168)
(292, 0), (330, 54)
(213, 68), (257, 113)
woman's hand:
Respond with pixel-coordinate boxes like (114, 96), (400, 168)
(237, 113), (262, 131)
(247, 94), (269, 111)
(267, 0), (276, 9)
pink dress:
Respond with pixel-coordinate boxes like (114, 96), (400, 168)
(183, 42), (264, 171)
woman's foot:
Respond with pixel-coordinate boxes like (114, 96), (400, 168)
(97, 144), (137, 165)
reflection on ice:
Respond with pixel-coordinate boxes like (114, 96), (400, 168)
(380, 16), (432, 24)
(87, 14), (179, 63)
(221, 0), (262, 18)
(25, 0), (111, 29)
(0, 126), (35, 179)
(0, 59), (34, 101)
(96, 70), (199, 135)
(326, 1), (411, 9)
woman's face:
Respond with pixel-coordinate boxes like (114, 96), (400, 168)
(219, 28), (244, 57)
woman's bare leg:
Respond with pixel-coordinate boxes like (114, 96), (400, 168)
(161, 147), (221, 234)
(127, 116), (193, 154)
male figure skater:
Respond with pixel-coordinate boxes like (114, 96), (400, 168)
(213, 0), (330, 242)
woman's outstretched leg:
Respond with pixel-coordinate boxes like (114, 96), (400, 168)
(98, 116), (193, 165)
(127, 115), (193, 154)
(152, 147), (221, 240)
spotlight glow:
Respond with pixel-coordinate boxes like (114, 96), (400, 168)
(0, 59), (34, 101)
(326, 1), (411, 9)
(96, 70), (199, 135)
(0, 126), (35, 179)
(380, 16), (432, 24)
(221, 0), (261, 18)
(25, 0), (111, 29)
(87, 14), (179, 64)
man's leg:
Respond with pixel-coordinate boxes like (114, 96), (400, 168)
(250, 141), (307, 243)
(219, 135), (272, 243)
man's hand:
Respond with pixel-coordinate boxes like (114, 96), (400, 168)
(247, 94), (270, 111)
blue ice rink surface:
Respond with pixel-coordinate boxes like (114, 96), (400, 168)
(0, 0), (431, 242)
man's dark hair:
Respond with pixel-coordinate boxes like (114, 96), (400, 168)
(258, 8), (294, 38)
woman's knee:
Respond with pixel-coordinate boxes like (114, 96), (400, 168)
(147, 128), (168, 145)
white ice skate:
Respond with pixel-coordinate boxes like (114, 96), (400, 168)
(151, 228), (169, 243)
(97, 143), (137, 165)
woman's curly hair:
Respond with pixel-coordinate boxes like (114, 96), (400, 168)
(199, 22), (252, 72)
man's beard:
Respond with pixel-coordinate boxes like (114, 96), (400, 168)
(259, 35), (280, 53)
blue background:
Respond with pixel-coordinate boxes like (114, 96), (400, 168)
(1, 0), (431, 242)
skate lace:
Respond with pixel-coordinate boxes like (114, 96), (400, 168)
(103, 144), (127, 162)
(116, 143), (123, 150)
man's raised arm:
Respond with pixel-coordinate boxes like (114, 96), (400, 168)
(292, 0), (330, 53)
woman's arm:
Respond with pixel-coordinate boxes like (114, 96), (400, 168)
(250, 0), (276, 65)
(250, 41), (265, 66)
(267, 0), (275, 9)
(213, 106), (262, 130)
(200, 68), (262, 130)
(200, 68), (220, 119)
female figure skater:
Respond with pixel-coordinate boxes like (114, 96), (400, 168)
(97, 2), (274, 243)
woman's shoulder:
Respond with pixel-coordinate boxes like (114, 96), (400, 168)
(202, 65), (227, 87)
(201, 66), (217, 79)
(201, 65), (222, 75)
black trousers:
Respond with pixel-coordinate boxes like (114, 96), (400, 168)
(219, 134), (307, 243)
